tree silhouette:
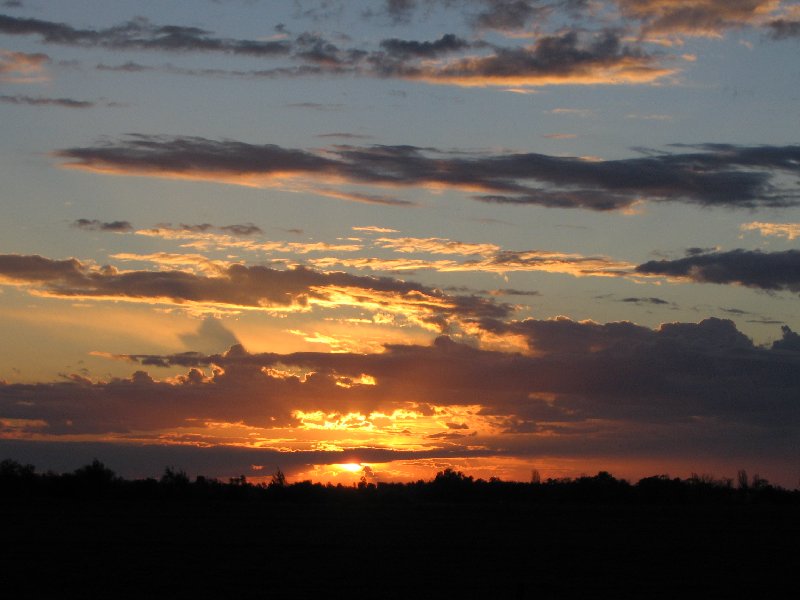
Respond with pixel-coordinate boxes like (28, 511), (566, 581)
(270, 466), (287, 488)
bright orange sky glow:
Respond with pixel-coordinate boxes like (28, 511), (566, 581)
(1, 0), (799, 488)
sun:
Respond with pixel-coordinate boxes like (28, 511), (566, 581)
(336, 463), (363, 473)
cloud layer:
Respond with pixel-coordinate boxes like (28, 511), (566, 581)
(0, 253), (511, 328)
(55, 136), (800, 211)
(2, 318), (797, 471)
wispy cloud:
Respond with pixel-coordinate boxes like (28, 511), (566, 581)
(54, 136), (800, 211)
(0, 14), (291, 55)
(72, 219), (133, 232)
(741, 221), (800, 240)
(0, 94), (99, 108)
(616, 0), (786, 40)
(0, 253), (512, 328)
(0, 48), (48, 82)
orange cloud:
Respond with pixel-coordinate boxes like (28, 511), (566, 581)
(740, 221), (800, 240)
(0, 253), (512, 328)
(617, 0), (783, 39)
(0, 49), (49, 82)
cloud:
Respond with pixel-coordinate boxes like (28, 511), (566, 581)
(309, 248), (634, 278)
(55, 136), (800, 211)
(303, 187), (415, 206)
(372, 30), (676, 87)
(163, 222), (264, 236)
(0, 94), (96, 108)
(767, 18), (800, 39)
(0, 48), (49, 82)
(179, 317), (241, 353)
(382, 0), (417, 23)
(741, 221), (800, 240)
(636, 249), (800, 292)
(375, 236), (501, 256)
(542, 133), (578, 139)
(315, 132), (374, 140)
(2, 318), (796, 474)
(489, 288), (541, 297)
(379, 33), (476, 58)
(133, 225), (363, 254)
(620, 296), (670, 305)
(0, 14), (292, 56)
(353, 226), (400, 234)
(72, 219), (134, 232)
(616, 0), (784, 39)
(773, 326), (800, 352)
(0, 253), (512, 327)
(86, 28), (675, 90)
(471, 0), (545, 31)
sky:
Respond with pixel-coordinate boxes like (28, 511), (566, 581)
(0, 0), (799, 486)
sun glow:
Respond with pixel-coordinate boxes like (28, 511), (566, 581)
(336, 462), (363, 473)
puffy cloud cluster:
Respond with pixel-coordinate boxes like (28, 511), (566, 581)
(1, 318), (797, 469)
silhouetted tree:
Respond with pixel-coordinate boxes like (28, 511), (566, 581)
(737, 469), (749, 491)
(270, 466), (287, 488)
(160, 467), (190, 487)
(73, 459), (117, 486)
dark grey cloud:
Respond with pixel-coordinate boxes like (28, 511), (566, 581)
(96, 61), (348, 80)
(370, 29), (671, 86)
(767, 19), (800, 40)
(0, 94), (94, 108)
(369, 1), (548, 31)
(472, 0), (545, 31)
(384, 0), (417, 23)
(636, 249), (800, 293)
(0, 13), (291, 55)
(293, 0), (345, 22)
(294, 31), (347, 64)
(168, 222), (264, 236)
(55, 135), (800, 211)
(1, 2), (23, 9)
(720, 307), (749, 316)
(315, 132), (373, 140)
(773, 326), (800, 352)
(620, 296), (669, 305)
(489, 288), (541, 297)
(686, 246), (719, 256)
(72, 219), (133, 232)
(379, 33), (475, 58)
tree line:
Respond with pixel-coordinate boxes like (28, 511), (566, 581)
(1, 458), (797, 505)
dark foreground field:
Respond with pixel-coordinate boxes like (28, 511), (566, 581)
(3, 464), (799, 598)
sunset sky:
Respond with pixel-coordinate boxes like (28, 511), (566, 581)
(1, 0), (799, 486)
